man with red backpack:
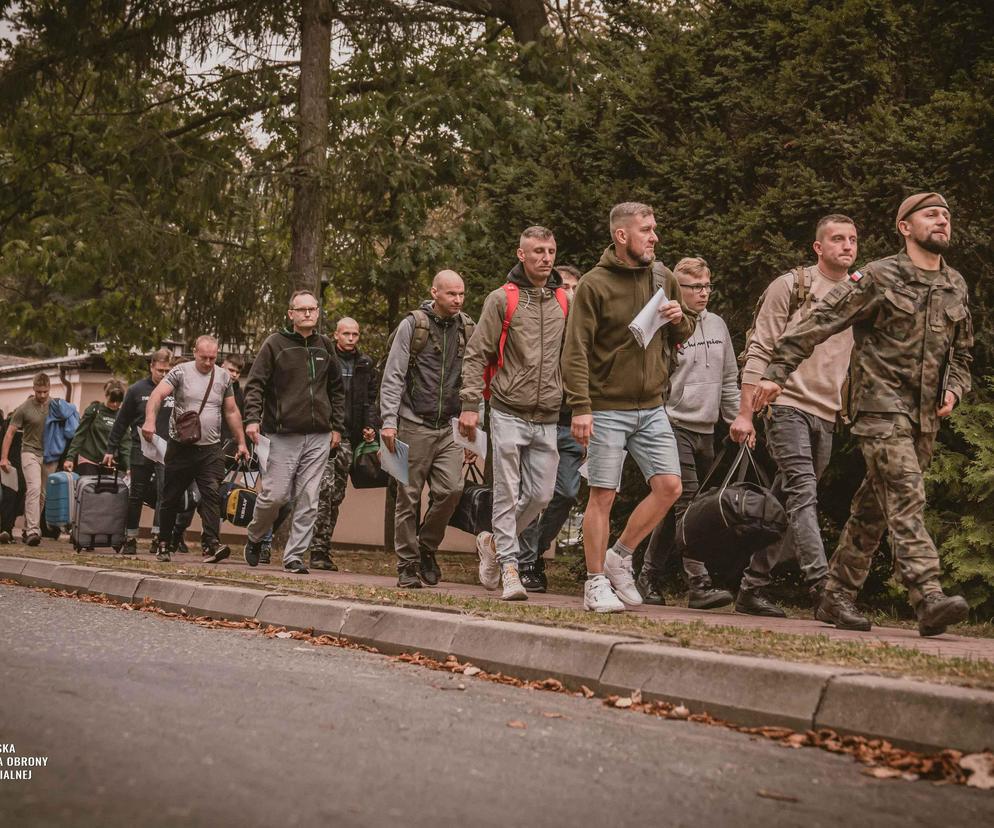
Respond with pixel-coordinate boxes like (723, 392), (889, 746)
(459, 226), (568, 601)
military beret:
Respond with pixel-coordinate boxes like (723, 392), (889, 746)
(895, 192), (949, 231)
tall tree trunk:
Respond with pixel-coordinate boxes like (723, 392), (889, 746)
(289, 0), (332, 295)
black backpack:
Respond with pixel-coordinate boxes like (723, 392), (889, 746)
(677, 442), (787, 577)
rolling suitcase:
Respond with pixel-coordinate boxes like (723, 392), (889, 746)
(71, 471), (129, 553)
(44, 471), (79, 532)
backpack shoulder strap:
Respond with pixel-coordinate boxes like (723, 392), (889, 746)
(786, 265), (813, 320)
(408, 309), (431, 356)
(553, 286), (568, 317)
(496, 283), (519, 369)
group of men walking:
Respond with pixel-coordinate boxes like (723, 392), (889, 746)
(5, 190), (970, 638)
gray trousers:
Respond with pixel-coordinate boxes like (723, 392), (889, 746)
(518, 425), (584, 566)
(644, 426), (713, 581)
(247, 432), (331, 566)
(394, 418), (464, 568)
(740, 405), (833, 591)
(490, 409), (559, 567)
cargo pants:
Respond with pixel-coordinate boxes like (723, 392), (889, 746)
(307, 438), (352, 563)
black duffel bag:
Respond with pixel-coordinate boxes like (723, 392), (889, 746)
(677, 442), (786, 575)
(447, 463), (492, 535)
(349, 441), (389, 489)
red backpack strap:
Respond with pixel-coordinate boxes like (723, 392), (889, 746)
(482, 283), (519, 401)
(553, 286), (568, 318)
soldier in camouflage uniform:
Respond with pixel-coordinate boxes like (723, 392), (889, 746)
(754, 193), (973, 637)
(307, 318), (379, 570)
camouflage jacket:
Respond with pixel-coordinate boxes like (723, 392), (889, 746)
(763, 252), (973, 433)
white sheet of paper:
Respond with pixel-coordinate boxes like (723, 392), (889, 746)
(255, 434), (271, 474)
(579, 450), (626, 493)
(378, 439), (410, 486)
(629, 287), (671, 348)
(140, 434), (168, 465)
(450, 418), (488, 461)
(0, 465), (18, 491)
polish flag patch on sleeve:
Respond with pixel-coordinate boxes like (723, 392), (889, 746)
(849, 270), (864, 282)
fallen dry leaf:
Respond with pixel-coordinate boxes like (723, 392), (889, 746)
(862, 767), (904, 779)
(614, 697), (633, 709)
(756, 789), (799, 803)
(631, 689), (642, 705)
(671, 705), (690, 719)
(463, 666), (482, 677)
(275, 631), (293, 639)
(507, 720), (527, 729)
(579, 685), (595, 699)
(962, 753), (994, 790)
(542, 712), (566, 719)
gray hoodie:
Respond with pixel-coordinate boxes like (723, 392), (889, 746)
(665, 310), (740, 434)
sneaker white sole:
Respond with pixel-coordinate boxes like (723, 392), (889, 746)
(583, 599), (626, 614)
(502, 587), (528, 601)
(604, 551), (643, 605)
(476, 533), (500, 591)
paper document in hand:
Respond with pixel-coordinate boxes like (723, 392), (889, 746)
(629, 287), (671, 348)
(255, 435), (271, 473)
(140, 434), (168, 465)
(378, 439), (410, 486)
(450, 418), (488, 460)
(0, 465), (18, 491)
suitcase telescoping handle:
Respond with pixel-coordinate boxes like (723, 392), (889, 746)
(93, 465), (120, 494)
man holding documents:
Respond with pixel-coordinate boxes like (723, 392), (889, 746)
(752, 193), (973, 636)
(239, 290), (345, 575)
(380, 271), (474, 588)
(561, 202), (694, 613)
(459, 226), (568, 602)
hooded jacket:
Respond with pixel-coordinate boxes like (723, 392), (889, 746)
(67, 401), (130, 470)
(243, 326), (345, 435)
(460, 263), (567, 424)
(43, 398), (80, 464)
(665, 310), (740, 434)
(561, 248), (695, 414)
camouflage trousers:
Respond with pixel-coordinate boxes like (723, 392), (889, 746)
(307, 438), (352, 562)
(827, 414), (940, 609)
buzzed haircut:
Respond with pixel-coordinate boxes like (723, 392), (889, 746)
(519, 225), (554, 247)
(32, 372), (50, 389)
(815, 214), (856, 239)
(289, 289), (317, 307)
(674, 257), (711, 280)
(609, 202), (654, 232)
(150, 348), (172, 365)
(194, 334), (218, 350)
(432, 269), (463, 288)
(557, 264), (582, 281)
(222, 353), (245, 371)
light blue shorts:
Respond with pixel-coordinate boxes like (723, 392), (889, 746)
(586, 406), (681, 490)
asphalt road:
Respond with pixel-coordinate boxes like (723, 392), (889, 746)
(1, 584), (991, 827)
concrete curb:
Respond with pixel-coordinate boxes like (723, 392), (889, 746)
(4, 556), (992, 754)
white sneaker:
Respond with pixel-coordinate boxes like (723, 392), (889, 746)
(476, 531), (500, 590)
(584, 574), (625, 613)
(604, 549), (643, 605)
(500, 563), (528, 601)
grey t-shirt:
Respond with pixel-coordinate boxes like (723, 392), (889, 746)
(164, 363), (233, 446)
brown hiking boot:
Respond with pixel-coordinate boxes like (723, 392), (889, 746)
(917, 592), (968, 637)
(815, 590), (871, 631)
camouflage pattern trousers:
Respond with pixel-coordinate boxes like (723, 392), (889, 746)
(307, 438), (352, 562)
(827, 414), (941, 608)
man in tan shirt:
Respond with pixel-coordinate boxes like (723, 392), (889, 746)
(730, 214), (857, 616)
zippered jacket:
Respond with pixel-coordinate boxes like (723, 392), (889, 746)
(460, 263), (566, 424)
(107, 376), (156, 467)
(67, 401), (130, 470)
(243, 327), (345, 435)
(43, 398), (79, 464)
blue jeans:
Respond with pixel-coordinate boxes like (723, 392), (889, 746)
(517, 425), (584, 567)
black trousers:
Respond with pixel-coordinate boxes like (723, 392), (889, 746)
(127, 462), (155, 534)
(160, 441), (224, 549)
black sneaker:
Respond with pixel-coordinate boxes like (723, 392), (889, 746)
(244, 539), (262, 567)
(174, 539), (190, 554)
(26, 534), (41, 547)
(636, 569), (665, 605)
(121, 538), (138, 556)
(688, 576), (734, 610)
(259, 545), (271, 565)
(419, 550), (441, 586)
(520, 566), (547, 593)
(397, 563), (422, 588)
(0, 531), (12, 544)
(816, 590), (871, 631)
(203, 544), (231, 564)
(309, 558), (338, 571)
(735, 587), (787, 617)
(917, 592), (969, 637)
(283, 559), (309, 575)
(156, 544), (175, 563)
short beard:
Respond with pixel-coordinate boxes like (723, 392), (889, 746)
(626, 241), (654, 266)
(918, 233), (949, 255)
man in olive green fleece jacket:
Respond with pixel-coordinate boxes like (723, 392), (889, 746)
(561, 202), (695, 613)
(459, 226), (567, 602)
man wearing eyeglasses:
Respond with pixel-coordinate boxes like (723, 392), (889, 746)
(638, 257), (751, 608)
(731, 215), (857, 617)
(241, 289), (345, 575)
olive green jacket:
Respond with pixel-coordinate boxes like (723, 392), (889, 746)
(763, 252), (973, 433)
